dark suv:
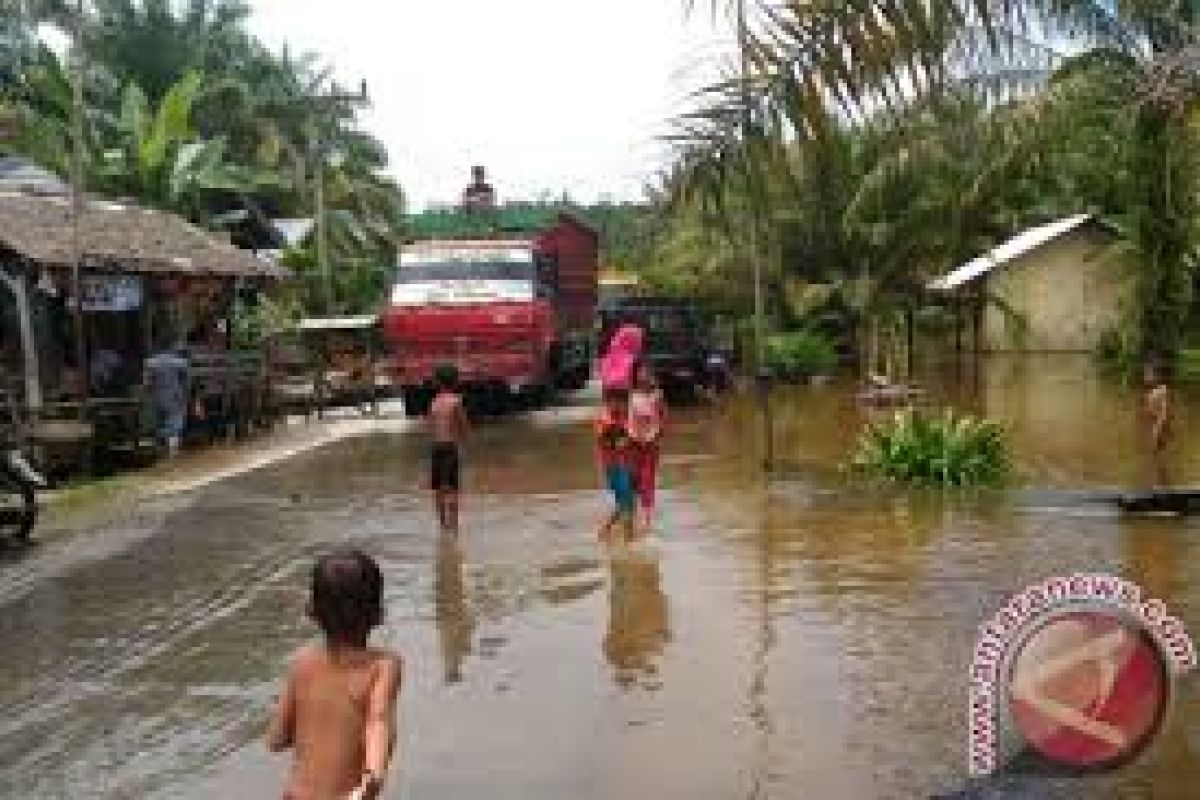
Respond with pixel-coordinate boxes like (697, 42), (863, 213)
(598, 297), (709, 400)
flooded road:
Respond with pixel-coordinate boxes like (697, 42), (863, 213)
(2, 356), (1200, 798)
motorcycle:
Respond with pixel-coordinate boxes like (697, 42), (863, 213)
(705, 350), (733, 396)
(0, 447), (44, 543)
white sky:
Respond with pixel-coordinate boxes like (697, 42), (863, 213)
(246, 1), (730, 210)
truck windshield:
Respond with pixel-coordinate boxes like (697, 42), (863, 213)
(392, 246), (540, 305)
(395, 260), (535, 282)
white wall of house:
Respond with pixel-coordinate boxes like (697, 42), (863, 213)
(982, 226), (1122, 352)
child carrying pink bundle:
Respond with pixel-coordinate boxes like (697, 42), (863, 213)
(600, 324), (644, 391)
(628, 360), (667, 528)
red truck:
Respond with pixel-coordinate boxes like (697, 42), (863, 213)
(381, 210), (599, 416)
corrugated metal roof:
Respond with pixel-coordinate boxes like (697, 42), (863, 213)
(928, 214), (1095, 291)
(271, 218), (315, 248)
(295, 315), (378, 332)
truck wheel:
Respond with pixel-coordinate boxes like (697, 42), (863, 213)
(526, 383), (552, 410)
(16, 484), (35, 541)
(402, 388), (428, 418)
(0, 481), (36, 542)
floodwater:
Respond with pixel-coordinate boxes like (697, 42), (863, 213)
(1, 355), (1200, 798)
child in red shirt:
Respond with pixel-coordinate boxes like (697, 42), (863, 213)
(596, 387), (636, 542)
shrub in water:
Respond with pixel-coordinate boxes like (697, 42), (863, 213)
(851, 409), (1009, 486)
(765, 330), (838, 380)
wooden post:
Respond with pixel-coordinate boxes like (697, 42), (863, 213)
(0, 264), (42, 412)
(368, 326), (380, 417)
(905, 306), (915, 383)
(69, 0), (89, 410)
(954, 295), (963, 357)
(973, 290), (984, 355)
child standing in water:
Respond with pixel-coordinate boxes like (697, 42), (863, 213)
(428, 364), (469, 534)
(268, 549), (403, 800)
(596, 387), (636, 542)
(628, 361), (666, 529)
(1142, 361), (1171, 487)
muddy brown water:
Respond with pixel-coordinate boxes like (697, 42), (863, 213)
(1, 356), (1200, 798)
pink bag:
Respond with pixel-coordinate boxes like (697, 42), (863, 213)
(600, 324), (644, 390)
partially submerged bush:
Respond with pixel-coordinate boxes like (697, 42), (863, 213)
(765, 330), (838, 380)
(851, 409), (1009, 486)
(1175, 348), (1200, 381)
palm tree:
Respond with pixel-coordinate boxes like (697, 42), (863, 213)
(692, 0), (1200, 361)
(86, 0), (251, 104)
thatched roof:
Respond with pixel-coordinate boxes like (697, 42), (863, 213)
(0, 191), (288, 280)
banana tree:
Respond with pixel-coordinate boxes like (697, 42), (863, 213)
(93, 70), (276, 219)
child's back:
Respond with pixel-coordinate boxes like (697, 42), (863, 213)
(284, 645), (399, 799)
(269, 550), (402, 800)
(429, 390), (465, 444)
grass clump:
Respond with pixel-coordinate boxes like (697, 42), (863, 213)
(764, 330), (838, 381)
(851, 408), (1009, 487)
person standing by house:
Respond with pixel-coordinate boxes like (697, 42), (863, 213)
(144, 340), (190, 457)
(1142, 361), (1171, 487)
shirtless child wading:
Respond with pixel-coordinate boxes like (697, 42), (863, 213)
(268, 550), (403, 800)
(429, 364), (469, 534)
(1142, 362), (1172, 487)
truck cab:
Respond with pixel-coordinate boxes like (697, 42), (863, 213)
(382, 206), (599, 417)
(383, 240), (555, 414)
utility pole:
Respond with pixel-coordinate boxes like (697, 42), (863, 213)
(737, 0), (772, 471)
(310, 126), (330, 314)
(311, 80), (369, 317)
(69, 0), (89, 405)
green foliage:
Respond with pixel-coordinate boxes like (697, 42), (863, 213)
(674, 0), (1200, 365)
(1176, 348), (1200, 382)
(852, 409), (1010, 487)
(231, 293), (302, 348)
(764, 329), (838, 380)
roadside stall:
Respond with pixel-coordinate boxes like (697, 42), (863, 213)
(0, 192), (286, 475)
(267, 316), (386, 418)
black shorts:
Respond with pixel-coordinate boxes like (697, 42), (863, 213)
(430, 443), (460, 491)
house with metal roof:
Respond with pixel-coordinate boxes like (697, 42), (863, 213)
(929, 214), (1122, 353)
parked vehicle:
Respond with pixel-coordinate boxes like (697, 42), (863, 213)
(382, 210), (599, 416)
(0, 447), (43, 542)
(0, 383), (44, 542)
(598, 297), (711, 401)
(705, 349), (733, 395)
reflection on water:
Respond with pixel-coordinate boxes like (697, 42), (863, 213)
(603, 549), (670, 690)
(433, 534), (472, 684)
(1, 356), (1200, 798)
